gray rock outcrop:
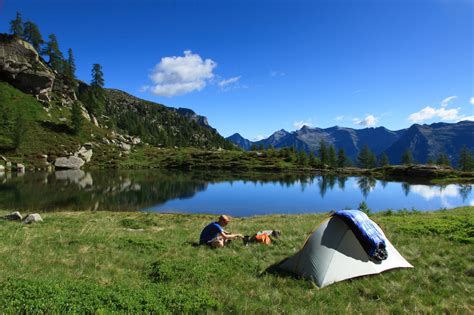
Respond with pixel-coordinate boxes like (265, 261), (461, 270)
(0, 34), (77, 105)
(54, 156), (85, 170)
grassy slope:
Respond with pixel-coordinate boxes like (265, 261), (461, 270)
(0, 82), (106, 168)
(0, 207), (472, 313)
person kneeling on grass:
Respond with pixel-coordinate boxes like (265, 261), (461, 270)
(199, 215), (243, 248)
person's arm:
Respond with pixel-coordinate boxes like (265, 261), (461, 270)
(220, 231), (243, 240)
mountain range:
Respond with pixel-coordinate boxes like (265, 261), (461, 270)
(227, 121), (474, 165)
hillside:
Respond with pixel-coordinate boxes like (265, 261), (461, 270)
(0, 34), (233, 167)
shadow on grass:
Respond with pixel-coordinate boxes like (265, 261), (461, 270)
(261, 257), (301, 280)
(40, 121), (74, 134)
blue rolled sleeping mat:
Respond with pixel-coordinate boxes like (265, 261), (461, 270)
(333, 210), (388, 261)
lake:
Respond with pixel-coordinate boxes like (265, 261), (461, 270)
(0, 170), (472, 216)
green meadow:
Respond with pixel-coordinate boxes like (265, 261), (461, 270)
(0, 207), (472, 314)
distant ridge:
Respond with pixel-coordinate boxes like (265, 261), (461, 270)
(227, 121), (474, 165)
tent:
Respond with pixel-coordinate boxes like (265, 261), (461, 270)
(277, 213), (413, 288)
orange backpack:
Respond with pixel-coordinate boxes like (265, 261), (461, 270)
(254, 233), (272, 245)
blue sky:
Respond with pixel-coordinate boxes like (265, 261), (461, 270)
(1, 0), (473, 140)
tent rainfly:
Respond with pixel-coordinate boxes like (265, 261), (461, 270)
(277, 211), (413, 288)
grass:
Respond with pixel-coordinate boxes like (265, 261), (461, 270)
(0, 207), (472, 313)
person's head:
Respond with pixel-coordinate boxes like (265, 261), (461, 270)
(218, 215), (231, 226)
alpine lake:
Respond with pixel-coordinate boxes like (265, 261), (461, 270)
(0, 169), (472, 216)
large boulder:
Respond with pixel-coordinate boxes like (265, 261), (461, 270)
(0, 34), (55, 102)
(0, 34), (77, 105)
(75, 146), (93, 163)
(54, 156), (85, 170)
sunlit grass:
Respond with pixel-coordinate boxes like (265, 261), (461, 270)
(0, 207), (472, 313)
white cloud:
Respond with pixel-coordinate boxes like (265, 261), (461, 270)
(253, 134), (266, 141)
(353, 115), (378, 127)
(293, 120), (312, 129)
(145, 50), (216, 97)
(408, 106), (462, 123)
(470, 199), (474, 206)
(410, 185), (459, 200)
(458, 115), (474, 122)
(470, 97), (474, 105)
(218, 76), (241, 88)
(440, 95), (457, 107)
(335, 115), (345, 121)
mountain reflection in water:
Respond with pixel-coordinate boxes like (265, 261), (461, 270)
(0, 170), (472, 215)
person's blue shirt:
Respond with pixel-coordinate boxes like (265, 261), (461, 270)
(200, 222), (224, 244)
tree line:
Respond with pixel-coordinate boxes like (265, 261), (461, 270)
(250, 141), (474, 171)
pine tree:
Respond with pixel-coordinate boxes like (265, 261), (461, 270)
(436, 153), (451, 167)
(328, 145), (337, 167)
(42, 34), (64, 73)
(318, 140), (328, 166)
(91, 63), (105, 88)
(71, 101), (83, 135)
(357, 144), (376, 169)
(378, 153), (390, 167)
(250, 144), (257, 151)
(66, 48), (76, 79)
(10, 12), (23, 37)
(309, 151), (319, 167)
(23, 21), (43, 51)
(458, 146), (473, 171)
(337, 148), (350, 168)
(401, 149), (414, 165)
(297, 150), (308, 166)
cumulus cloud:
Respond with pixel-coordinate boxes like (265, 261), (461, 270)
(353, 115), (378, 127)
(293, 120), (312, 129)
(408, 96), (474, 123)
(470, 97), (474, 105)
(440, 95), (457, 107)
(408, 106), (462, 123)
(335, 115), (345, 121)
(145, 50), (216, 97)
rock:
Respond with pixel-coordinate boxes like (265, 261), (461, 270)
(54, 156), (85, 170)
(0, 165), (4, 172)
(131, 137), (141, 145)
(91, 115), (99, 127)
(23, 213), (43, 224)
(2, 211), (22, 221)
(16, 163), (25, 173)
(119, 142), (131, 151)
(0, 35), (55, 102)
(102, 138), (111, 145)
(0, 155), (7, 162)
(75, 146), (93, 163)
(59, 117), (67, 122)
(125, 228), (145, 232)
(5, 161), (11, 170)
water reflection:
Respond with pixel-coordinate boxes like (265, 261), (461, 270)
(0, 171), (472, 214)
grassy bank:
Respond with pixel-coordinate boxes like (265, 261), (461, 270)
(0, 207), (472, 313)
